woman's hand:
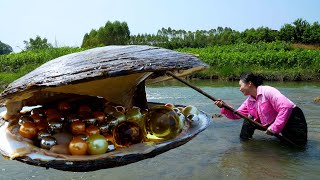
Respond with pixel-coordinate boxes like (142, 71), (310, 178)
(265, 128), (275, 136)
(214, 99), (224, 108)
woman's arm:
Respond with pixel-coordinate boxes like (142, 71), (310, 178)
(220, 99), (250, 120)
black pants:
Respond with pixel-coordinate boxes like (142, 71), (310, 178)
(240, 106), (308, 146)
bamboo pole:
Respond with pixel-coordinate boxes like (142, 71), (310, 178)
(166, 71), (302, 148)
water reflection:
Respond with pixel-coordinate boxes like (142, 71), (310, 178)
(148, 79), (320, 179)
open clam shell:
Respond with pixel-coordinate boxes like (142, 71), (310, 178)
(0, 45), (211, 171)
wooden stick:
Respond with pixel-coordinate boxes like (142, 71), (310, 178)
(166, 71), (302, 148)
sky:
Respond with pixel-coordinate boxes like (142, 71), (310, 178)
(1, 0), (319, 52)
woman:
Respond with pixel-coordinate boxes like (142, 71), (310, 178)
(215, 72), (308, 146)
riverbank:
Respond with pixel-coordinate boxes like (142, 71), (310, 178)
(178, 42), (320, 81)
(1, 42), (319, 88)
(191, 67), (320, 81)
(0, 47), (85, 86)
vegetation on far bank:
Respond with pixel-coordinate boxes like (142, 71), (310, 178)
(0, 47), (85, 85)
(178, 42), (320, 81)
(1, 41), (319, 87)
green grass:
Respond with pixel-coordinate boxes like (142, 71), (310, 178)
(0, 47), (86, 86)
(178, 42), (320, 81)
(1, 43), (320, 89)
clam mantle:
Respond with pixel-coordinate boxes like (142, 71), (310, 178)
(0, 45), (211, 171)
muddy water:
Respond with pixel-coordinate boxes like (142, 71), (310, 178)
(0, 80), (319, 180)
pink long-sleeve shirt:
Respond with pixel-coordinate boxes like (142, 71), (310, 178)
(221, 85), (295, 134)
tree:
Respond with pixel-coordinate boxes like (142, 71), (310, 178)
(97, 27), (107, 45)
(0, 41), (13, 54)
(81, 33), (90, 48)
(293, 18), (310, 43)
(278, 24), (295, 42)
(302, 21), (320, 44)
(24, 36), (52, 50)
(81, 21), (130, 48)
(119, 22), (130, 44)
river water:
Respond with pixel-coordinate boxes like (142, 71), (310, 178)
(0, 79), (319, 180)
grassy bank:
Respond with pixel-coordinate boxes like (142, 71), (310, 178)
(0, 42), (320, 90)
(178, 42), (320, 81)
(0, 47), (85, 85)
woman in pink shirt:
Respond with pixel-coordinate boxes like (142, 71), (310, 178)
(215, 72), (307, 146)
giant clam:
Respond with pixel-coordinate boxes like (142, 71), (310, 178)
(0, 45), (211, 171)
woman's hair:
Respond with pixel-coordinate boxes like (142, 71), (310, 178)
(240, 72), (263, 86)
